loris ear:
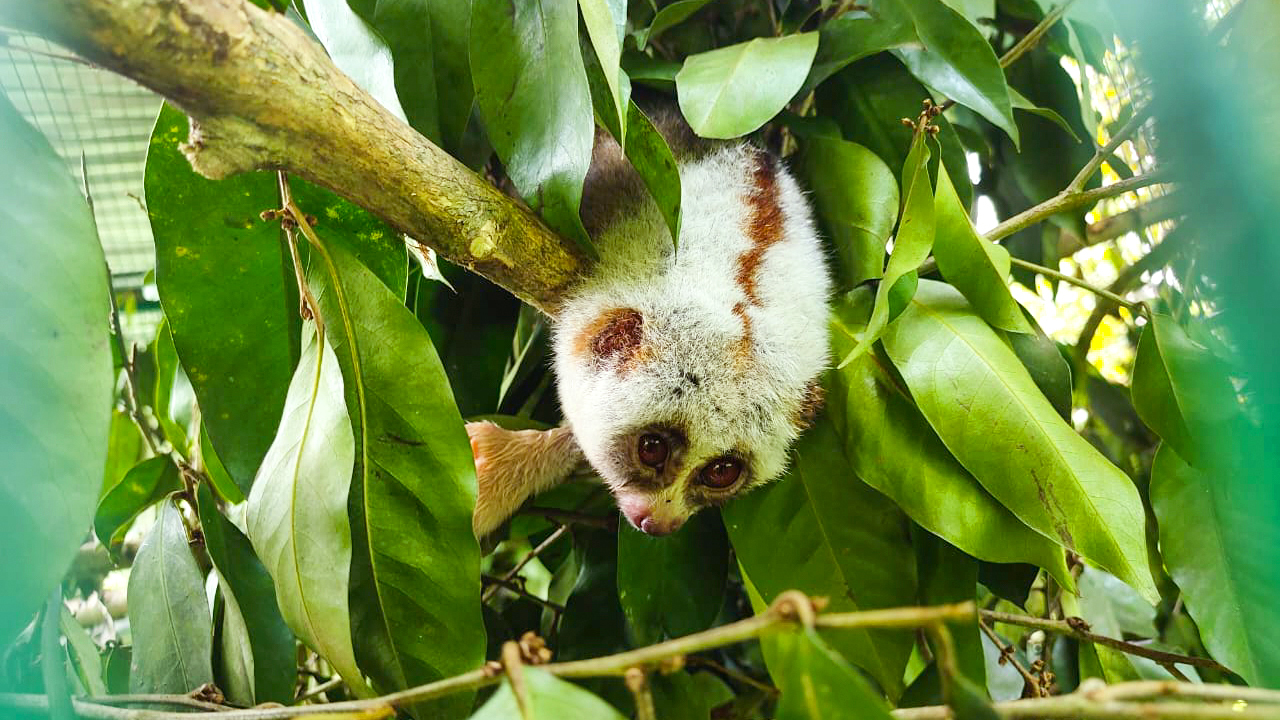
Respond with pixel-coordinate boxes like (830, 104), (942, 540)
(468, 422), (586, 538)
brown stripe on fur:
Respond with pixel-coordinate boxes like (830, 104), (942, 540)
(574, 307), (647, 370)
(733, 152), (785, 357)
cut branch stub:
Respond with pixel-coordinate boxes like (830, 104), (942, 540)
(2, 0), (587, 314)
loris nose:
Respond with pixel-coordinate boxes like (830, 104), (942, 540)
(640, 516), (678, 536)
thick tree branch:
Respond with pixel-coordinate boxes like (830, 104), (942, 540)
(0, 0), (585, 314)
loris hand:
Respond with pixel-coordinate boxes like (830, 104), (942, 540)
(467, 421), (585, 538)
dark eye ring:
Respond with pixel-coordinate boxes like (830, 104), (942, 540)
(699, 457), (742, 489)
(637, 433), (669, 468)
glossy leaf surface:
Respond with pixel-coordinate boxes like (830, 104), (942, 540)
(773, 628), (896, 720)
(471, 0), (595, 251)
(246, 327), (370, 696)
(0, 92), (112, 647)
(617, 511), (728, 645)
(147, 104), (298, 495)
(882, 281), (1156, 601)
(128, 500), (214, 694)
(677, 33), (819, 139)
(471, 667), (628, 720)
(94, 456), (180, 552)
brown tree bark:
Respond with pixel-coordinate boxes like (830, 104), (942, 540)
(1, 0), (586, 315)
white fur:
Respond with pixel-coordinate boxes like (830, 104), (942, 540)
(553, 142), (831, 524)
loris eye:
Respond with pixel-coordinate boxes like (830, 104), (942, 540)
(699, 458), (742, 489)
(637, 434), (669, 467)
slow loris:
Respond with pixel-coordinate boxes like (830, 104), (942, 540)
(469, 113), (830, 538)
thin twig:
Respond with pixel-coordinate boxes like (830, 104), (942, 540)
(1067, 105), (1155, 194)
(625, 668), (657, 720)
(86, 695), (232, 712)
(984, 169), (1169, 244)
(481, 574), (566, 615)
(999, 0), (1077, 69)
(0, 596), (976, 720)
(481, 525), (570, 603)
(296, 677), (345, 703)
(1008, 257), (1148, 315)
(685, 656), (779, 697)
(518, 507), (615, 530)
(979, 620), (1041, 697)
(981, 610), (1233, 675)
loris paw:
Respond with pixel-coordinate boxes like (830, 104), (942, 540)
(467, 421), (585, 539)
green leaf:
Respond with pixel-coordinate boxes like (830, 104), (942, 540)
(1151, 444), (1279, 686)
(640, 0), (715, 47)
(617, 511), (728, 646)
(914, 531), (985, 687)
(772, 628), (896, 720)
(197, 484), (296, 705)
(1131, 314), (1238, 469)
(344, 0), (476, 153)
(888, 0), (1018, 145)
(471, 667), (628, 720)
(1006, 314), (1073, 421)
(102, 410), (145, 497)
(621, 102), (683, 246)
(299, 0), (407, 122)
(93, 456), (181, 553)
(310, 240), (484, 717)
(815, 54), (972, 210)
(147, 103), (299, 496)
(0, 92), (112, 647)
(59, 606), (105, 697)
(580, 0), (630, 145)
(287, 176), (407, 296)
(799, 136), (898, 290)
(152, 320), (192, 456)
(725, 415), (917, 697)
(932, 161), (1033, 334)
(246, 326), (371, 697)
(650, 671), (734, 720)
(829, 293), (1072, 585)
(128, 499), (214, 694)
(881, 281), (1157, 602)
(676, 33), (819, 139)
(837, 130), (934, 367)
(471, 0), (595, 253)
(803, 9), (918, 94)
(584, 57), (682, 247)
(1009, 88), (1080, 142)
(200, 424), (246, 504)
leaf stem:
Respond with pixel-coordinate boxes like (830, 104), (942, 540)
(999, 0), (1078, 69)
(979, 619), (1042, 697)
(481, 524), (570, 603)
(1007, 257), (1147, 315)
(984, 169), (1169, 244)
(1067, 105), (1154, 194)
(981, 610), (1233, 674)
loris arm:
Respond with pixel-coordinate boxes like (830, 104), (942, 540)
(467, 421), (587, 537)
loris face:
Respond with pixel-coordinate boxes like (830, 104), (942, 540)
(553, 142), (831, 537)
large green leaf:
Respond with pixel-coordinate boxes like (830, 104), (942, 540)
(799, 136), (898, 291)
(580, 0), (630, 144)
(676, 33), (819, 139)
(881, 281), (1157, 601)
(344, 0), (475, 153)
(93, 456), (180, 553)
(471, 667), (628, 720)
(0, 92), (113, 647)
(299, 0), (408, 122)
(246, 326), (371, 696)
(1131, 314), (1238, 469)
(617, 511), (728, 646)
(287, 177), (407, 297)
(803, 9), (918, 94)
(128, 499), (214, 694)
(837, 129), (934, 367)
(1151, 444), (1279, 687)
(650, 671), (734, 720)
(197, 484), (296, 705)
(309, 240), (484, 717)
(147, 104), (299, 496)
(913, 531), (985, 687)
(725, 415), (917, 697)
(932, 161), (1032, 334)
(887, 0), (1018, 145)
(471, 0), (595, 252)
(829, 293), (1072, 586)
(816, 54), (971, 210)
(1006, 314), (1072, 421)
(773, 628), (896, 720)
